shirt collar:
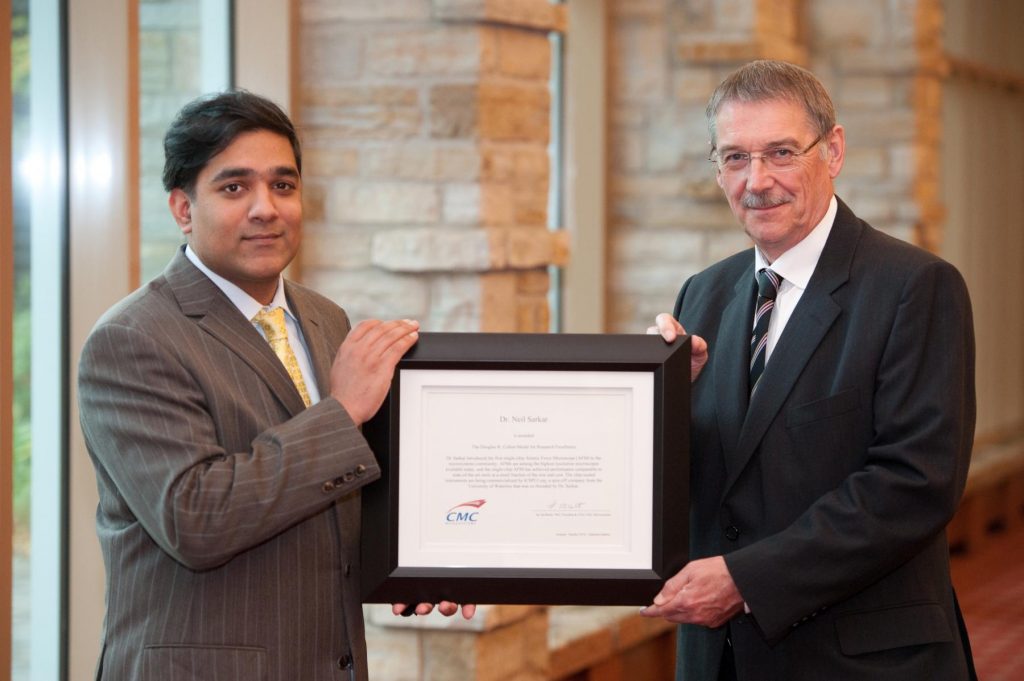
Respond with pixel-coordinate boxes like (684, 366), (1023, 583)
(184, 245), (293, 322)
(754, 195), (837, 290)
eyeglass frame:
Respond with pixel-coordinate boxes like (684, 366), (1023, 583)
(707, 132), (826, 173)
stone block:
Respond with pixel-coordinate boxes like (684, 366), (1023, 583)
(483, 26), (551, 80)
(365, 621), (422, 681)
(673, 67), (720, 103)
(506, 227), (555, 269)
(481, 145), (549, 183)
(611, 104), (649, 130)
(443, 183), (483, 224)
(613, 197), (736, 230)
(298, 224), (374, 270)
(420, 629), (477, 681)
(808, 0), (883, 49)
(481, 183), (516, 226)
(839, 110), (915, 144)
(328, 180), (441, 224)
(611, 229), (705, 265)
(302, 181), (327, 222)
(609, 20), (669, 103)
(427, 274), (483, 331)
(713, 0), (755, 31)
(837, 76), (893, 110)
(611, 0), (671, 20)
(841, 147), (887, 179)
(517, 296), (551, 333)
(302, 86), (422, 140)
(610, 130), (648, 173)
(302, 0), (431, 22)
(479, 81), (549, 143)
(303, 147), (360, 177)
(610, 262), (694, 296)
(437, 146), (484, 181)
(371, 227), (490, 272)
(888, 144), (915, 181)
(474, 605), (549, 680)
(646, 106), (708, 172)
(511, 183), (549, 226)
(299, 24), (363, 86)
(361, 145), (482, 182)
(706, 230), (753, 263)
(366, 26), (482, 77)
(430, 84), (479, 139)
(516, 269), (549, 295)
(832, 47), (919, 75)
(611, 174), (687, 200)
(302, 267), (430, 321)
(481, 272), (519, 331)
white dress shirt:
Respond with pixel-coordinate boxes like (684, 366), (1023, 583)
(753, 195), (838, 364)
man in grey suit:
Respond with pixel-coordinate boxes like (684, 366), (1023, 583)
(641, 61), (977, 680)
(78, 91), (470, 681)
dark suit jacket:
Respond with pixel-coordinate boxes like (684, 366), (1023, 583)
(672, 199), (975, 681)
(78, 247), (379, 681)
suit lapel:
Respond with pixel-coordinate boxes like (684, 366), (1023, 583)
(723, 201), (862, 494)
(164, 248), (308, 416)
(713, 270), (757, 473)
(284, 282), (334, 397)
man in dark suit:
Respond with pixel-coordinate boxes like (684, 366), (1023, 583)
(640, 60), (976, 680)
(78, 91), (470, 681)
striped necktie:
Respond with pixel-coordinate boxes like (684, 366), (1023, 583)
(252, 306), (312, 407)
(749, 268), (781, 396)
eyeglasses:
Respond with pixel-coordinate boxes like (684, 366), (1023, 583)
(708, 133), (825, 174)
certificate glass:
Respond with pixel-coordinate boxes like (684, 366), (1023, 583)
(361, 333), (690, 606)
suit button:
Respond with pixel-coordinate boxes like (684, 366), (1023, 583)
(337, 653), (353, 670)
(355, 464), (367, 476)
(725, 525), (740, 541)
(344, 563), (352, 577)
(342, 471), (356, 483)
(322, 480), (336, 493)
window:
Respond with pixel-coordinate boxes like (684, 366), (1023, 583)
(10, 0), (67, 678)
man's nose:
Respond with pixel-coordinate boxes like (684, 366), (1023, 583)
(745, 157), (775, 192)
(248, 185), (279, 221)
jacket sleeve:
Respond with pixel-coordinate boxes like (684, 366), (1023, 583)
(78, 319), (380, 571)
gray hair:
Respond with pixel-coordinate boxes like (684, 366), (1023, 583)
(705, 60), (836, 148)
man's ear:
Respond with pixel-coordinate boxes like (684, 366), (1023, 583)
(168, 188), (193, 235)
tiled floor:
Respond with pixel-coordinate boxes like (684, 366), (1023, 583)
(951, 523), (1024, 681)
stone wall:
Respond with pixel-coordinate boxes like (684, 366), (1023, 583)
(606, 0), (935, 332)
(296, 0), (566, 333)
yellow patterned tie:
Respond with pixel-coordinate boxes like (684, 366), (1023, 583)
(252, 307), (312, 407)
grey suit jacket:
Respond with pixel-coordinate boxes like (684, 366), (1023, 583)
(79, 247), (379, 681)
(672, 199), (975, 680)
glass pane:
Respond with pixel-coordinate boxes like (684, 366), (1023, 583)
(11, 3), (31, 678)
(138, 0), (230, 283)
(12, 0), (65, 678)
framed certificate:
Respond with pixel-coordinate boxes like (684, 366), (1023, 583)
(360, 333), (690, 605)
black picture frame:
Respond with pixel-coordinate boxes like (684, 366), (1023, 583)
(360, 332), (690, 606)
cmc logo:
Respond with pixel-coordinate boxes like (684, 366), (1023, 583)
(445, 499), (486, 524)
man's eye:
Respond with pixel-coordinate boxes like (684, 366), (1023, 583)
(274, 181), (296, 191)
(769, 148), (795, 160)
(724, 152), (749, 164)
(223, 183), (242, 193)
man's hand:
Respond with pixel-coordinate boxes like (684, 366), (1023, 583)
(329, 319), (420, 426)
(391, 602), (476, 619)
(646, 313), (709, 382)
(639, 556), (744, 628)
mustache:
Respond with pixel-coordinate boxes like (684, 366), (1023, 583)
(741, 192), (791, 209)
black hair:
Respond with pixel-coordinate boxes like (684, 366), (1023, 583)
(162, 90), (301, 196)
